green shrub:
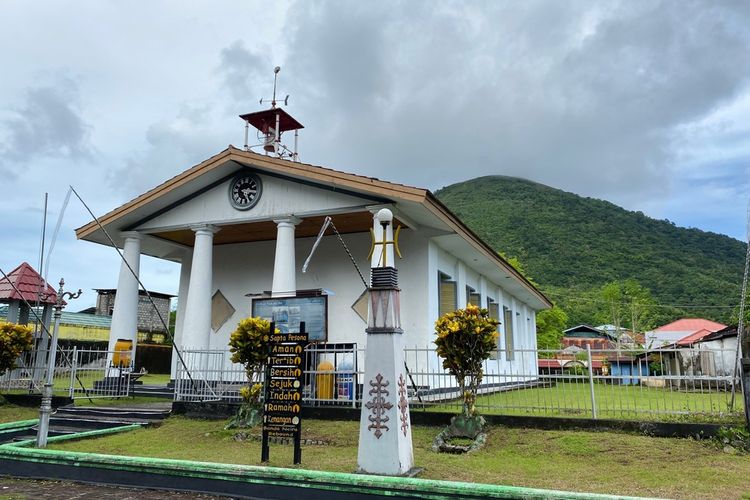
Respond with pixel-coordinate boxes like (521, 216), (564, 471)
(435, 304), (499, 417)
(0, 322), (34, 376)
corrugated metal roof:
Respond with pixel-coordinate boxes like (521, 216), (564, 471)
(0, 262), (58, 304)
(0, 305), (111, 328)
(654, 318), (726, 333)
(675, 328), (712, 346)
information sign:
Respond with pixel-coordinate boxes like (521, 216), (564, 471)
(261, 322), (309, 464)
(252, 296), (327, 341)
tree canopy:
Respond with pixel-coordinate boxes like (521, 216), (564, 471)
(437, 176), (746, 327)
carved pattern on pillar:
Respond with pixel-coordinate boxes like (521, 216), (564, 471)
(365, 373), (393, 438)
(398, 374), (409, 436)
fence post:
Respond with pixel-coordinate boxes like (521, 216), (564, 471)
(68, 347), (77, 399)
(586, 345), (598, 419)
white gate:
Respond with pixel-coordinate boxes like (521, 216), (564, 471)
(67, 348), (132, 399)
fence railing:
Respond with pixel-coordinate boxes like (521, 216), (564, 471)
(173, 344), (744, 423)
(0, 347), (132, 399)
(3, 343), (744, 423)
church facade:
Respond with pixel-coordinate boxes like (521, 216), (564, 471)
(76, 147), (550, 381)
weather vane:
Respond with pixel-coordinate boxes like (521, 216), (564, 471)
(259, 66), (289, 108)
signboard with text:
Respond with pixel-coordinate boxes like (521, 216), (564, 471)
(261, 322), (309, 464)
(252, 295), (327, 341)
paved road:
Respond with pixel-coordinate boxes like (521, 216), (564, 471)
(0, 478), (234, 499)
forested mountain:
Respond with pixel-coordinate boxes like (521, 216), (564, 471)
(435, 176), (747, 328)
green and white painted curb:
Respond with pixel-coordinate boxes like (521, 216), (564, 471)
(0, 421), (661, 500)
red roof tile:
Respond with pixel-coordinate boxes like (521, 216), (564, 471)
(0, 262), (58, 305)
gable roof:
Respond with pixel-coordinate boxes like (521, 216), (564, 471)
(75, 147), (551, 309)
(0, 262), (58, 305)
(653, 318), (726, 333)
(563, 324), (616, 340)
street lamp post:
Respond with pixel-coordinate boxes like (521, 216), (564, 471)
(37, 278), (81, 448)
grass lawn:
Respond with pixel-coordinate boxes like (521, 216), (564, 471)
(0, 404), (38, 423)
(50, 416), (750, 499)
(138, 373), (171, 385)
(423, 383), (745, 424)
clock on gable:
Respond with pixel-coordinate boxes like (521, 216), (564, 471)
(229, 172), (262, 210)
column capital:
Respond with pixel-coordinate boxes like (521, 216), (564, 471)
(190, 224), (221, 235)
(273, 216), (302, 227)
(120, 231), (143, 241)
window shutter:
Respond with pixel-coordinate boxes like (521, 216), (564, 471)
(439, 280), (457, 317)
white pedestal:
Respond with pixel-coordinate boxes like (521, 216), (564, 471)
(357, 287), (415, 475)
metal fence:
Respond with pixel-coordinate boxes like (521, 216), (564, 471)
(174, 344), (361, 406)
(0, 347), (132, 399)
(174, 344), (744, 422)
(3, 343), (743, 422)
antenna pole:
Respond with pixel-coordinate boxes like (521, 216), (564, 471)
(272, 66), (280, 108)
(294, 129), (299, 162)
(36, 193), (48, 334)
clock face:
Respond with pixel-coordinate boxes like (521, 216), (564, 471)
(229, 173), (262, 210)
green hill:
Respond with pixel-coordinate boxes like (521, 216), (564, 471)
(435, 176), (747, 327)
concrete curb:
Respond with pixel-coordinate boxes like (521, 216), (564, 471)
(173, 402), (735, 439)
(0, 422), (661, 500)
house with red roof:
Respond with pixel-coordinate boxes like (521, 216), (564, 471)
(644, 318), (727, 347)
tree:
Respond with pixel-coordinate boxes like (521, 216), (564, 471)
(536, 307), (568, 353)
(0, 322), (34, 377)
(434, 304), (498, 418)
(597, 280), (661, 347)
(229, 316), (275, 382)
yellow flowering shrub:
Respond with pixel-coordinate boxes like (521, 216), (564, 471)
(229, 316), (278, 382)
(226, 317), (279, 429)
(0, 322), (34, 376)
(434, 304), (498, 417)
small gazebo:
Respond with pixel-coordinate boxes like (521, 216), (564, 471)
(0, 262), (58, 328)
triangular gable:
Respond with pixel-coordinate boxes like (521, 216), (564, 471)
(75, 146), (552, 309)
(134, 169), (384, 232)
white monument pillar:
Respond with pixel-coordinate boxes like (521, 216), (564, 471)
(271, 216), (301, 297)
(357, 209), (415, 476)
(170, 251), (192, 380)
(108, 232), (142, 354)
(181, 225), (218, 350)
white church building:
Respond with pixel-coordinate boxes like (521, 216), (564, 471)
(76, 142), (550, 390)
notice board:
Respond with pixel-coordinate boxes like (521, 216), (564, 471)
(252, 295), (327, 341)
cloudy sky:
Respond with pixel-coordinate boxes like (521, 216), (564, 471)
(1, 1), (749, 309)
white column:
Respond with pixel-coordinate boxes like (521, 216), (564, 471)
(181, 225), (218, 350)
(108, 232), (142, 353)
(271, 216), (301, 297)
(170, 251), (192, 380)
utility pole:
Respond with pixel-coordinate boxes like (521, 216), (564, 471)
(37, 278), (81, 448)
(732, 202), (750, 426)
